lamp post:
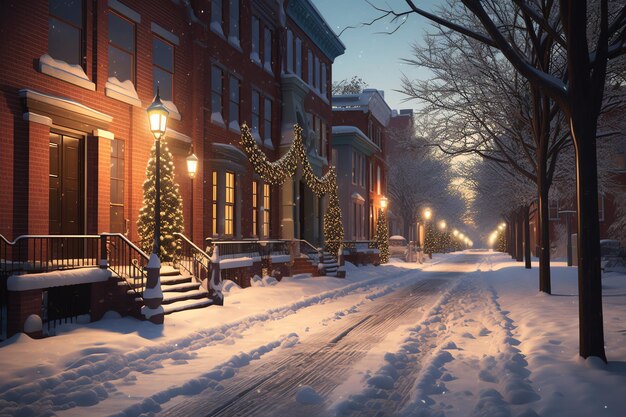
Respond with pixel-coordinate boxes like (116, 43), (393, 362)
(147, 88), (169, 257)
(186, 147), (198, 243)
(144, 87), (169, 324)
(423, 208), (433, 258)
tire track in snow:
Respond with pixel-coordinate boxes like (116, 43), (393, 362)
(157, 278), (451, 417)
(0, 267), (425, 417)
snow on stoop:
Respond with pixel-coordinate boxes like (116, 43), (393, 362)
(157, 267), (213, 315)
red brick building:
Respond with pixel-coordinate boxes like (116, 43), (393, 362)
(331, 89), (392, 240)
(0, 0), (344, 247)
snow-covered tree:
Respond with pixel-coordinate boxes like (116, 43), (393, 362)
(374, 0), (626, 362)
(137, 140), (184, 262)
(331, 76), (368, 95)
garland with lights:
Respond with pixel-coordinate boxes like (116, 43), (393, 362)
(374, 208), (390, 263)
(240, 123), (344, 258)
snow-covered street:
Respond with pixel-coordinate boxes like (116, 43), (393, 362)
(1, 251), (626, 417)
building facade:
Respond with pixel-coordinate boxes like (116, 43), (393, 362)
(0, 0), (344, 247)
(331, 89), (391, 241)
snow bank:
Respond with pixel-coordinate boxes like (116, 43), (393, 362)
(7, 268), (111, 291)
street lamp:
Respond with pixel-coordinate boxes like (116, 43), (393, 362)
(439, 220), (446, 230)
(453, 229), (459, 237)
(147, 87), (169, 257)
(186, 147), (198, 243)
(380, 196), (388, 210)
(423, 208), (432, 220)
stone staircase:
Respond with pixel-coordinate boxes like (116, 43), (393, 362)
(320, 251), (339, 277)
(291, 257), (319, 277)
(159, 266), (212, 315)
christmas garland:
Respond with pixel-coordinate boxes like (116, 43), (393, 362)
(240, 124), (344, 258)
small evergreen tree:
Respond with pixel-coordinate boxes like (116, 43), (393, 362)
(423, 221), (436, 257)
(324, 186), (345, 260)
(375, 208), (390, 264)
(137, 139), (184, 262)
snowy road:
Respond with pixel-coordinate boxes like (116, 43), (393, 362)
(159, 253), (482, 417)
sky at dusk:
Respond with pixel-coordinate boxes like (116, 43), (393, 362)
(314, 0), (441, 111)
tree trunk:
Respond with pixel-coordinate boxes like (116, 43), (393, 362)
(509, 217), (516, 259)
(537, 164), (552, 293)
(524, 205), (531, 269)
(571, 116), (606, 362)
(516, 209), (523, 262)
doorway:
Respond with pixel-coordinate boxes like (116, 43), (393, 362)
(49, 132), (83, 235)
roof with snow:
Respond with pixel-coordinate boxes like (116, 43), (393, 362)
(332, 89), (392, 127)
(287, 0), (345, 62)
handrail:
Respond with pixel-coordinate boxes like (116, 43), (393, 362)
(1, 234), (101, 276)
(176, 233), (222, 305)
(101, 233), (149, 298)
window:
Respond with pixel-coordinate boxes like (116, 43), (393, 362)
(225, 172), (235, 236)
(108, 12), (135, 83)
(264, 97), (272, 142)
(110, 139), (125, 233)
(320, 120), (327, 157)
(352, 151), (357, 184)
(211, 65), (224, 123)
(211, 0), (223, 35)
(286, 30), (293, 73)
(369, 161), (373, 192)
(228, 0), (239, 45)
(321, 63), (327, 97)
(307, 50), (313, 85)
(251, 16), (260, 63)
(360, 155), (366, 186)
(315, 56), (320, 90)
(377, 165), (381, 195)
(212, 171), (218, 236)
(295, 38), (302, 78)
(152, 37), (174, 101)
(252, 180), (258, 236)
(49, 0), (83, 66)
(251, 90), (261, 136)
(548, 199), (559, 220)
(263, 183), (270, 237)
(263, 27), (272, 72)
(229, 75), (240, 129)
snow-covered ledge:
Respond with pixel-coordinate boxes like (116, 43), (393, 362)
(38, 54), (95, 91)
(165, 128), (191, 144)
(163, 99), (181, 121)
(105, 77), (142, 107)
(8, 268), (111, 291)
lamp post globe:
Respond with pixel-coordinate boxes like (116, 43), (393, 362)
(147, 87), (169, 256)
(186, 147), (198, 242)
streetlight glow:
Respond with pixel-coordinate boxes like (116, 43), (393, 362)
(186, 149), (198, 179)
(380, 196), (388, 210)
(423, 208), (432, 220)
(439, 220), (447, 230)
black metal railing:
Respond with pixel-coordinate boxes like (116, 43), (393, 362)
(295, 239), (321, 262)
(339, 240), (378, 253)
(174, 233), (211, 286)
(259, 240), (290, 257)
(0, 234), (101, 276)
(101, 233), (149, 298)
(211, 240), (262, 259)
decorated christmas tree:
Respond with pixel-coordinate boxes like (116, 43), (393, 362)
(324, 185), (345, 260)
(423, 221), (436, 258)
(137, 139), (184, 262)
(497, 230), (506, 252)
(374, 208), (390, 264)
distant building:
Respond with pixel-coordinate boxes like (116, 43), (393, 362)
(331, 89), (392, 241)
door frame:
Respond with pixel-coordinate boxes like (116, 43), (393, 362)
(49, 128), (87, 235)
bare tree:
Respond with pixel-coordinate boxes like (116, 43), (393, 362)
(332, 76), (369, 95)
(371, 0), (626, 362)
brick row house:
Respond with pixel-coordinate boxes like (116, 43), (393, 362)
(0, 0), (344, 245)
(331, 89), (392, 242)
(0, 0), (344, 336)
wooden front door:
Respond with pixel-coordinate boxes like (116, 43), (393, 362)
(49, 133), (83, 235)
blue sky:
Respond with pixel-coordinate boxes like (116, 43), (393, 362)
(313, 0), (440, 111)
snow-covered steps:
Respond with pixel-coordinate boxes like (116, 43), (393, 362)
(162, 297), (214, 315)
(320, 251), (339, 277)
(159, 268), (212, 315)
